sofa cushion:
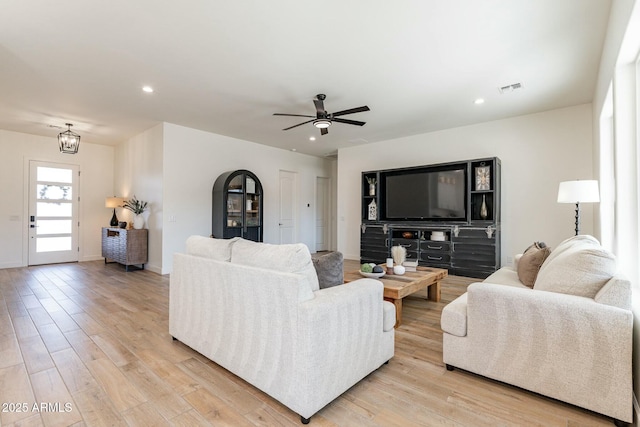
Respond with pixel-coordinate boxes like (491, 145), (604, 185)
(186, 235), (238, 261)
(231, 238), (320, 292)
(534, 238), (616, 299)
(517, 242), (551, 288)
(484, 266), (528, 288)
(312, 251), (344, 289)
(540, 235), (600, 270)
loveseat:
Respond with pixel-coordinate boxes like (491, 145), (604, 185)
(441, 235), (632, 425)
(169, 236), (395, 423)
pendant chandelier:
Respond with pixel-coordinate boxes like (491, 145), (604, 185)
(58, 123), (81, 154)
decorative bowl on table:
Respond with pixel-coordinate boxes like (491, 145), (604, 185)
(359, 270), (386, 279)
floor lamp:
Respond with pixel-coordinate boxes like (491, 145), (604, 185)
(557, 180), (600, 235)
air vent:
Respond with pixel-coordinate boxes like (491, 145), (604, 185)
(498, 82), (523, 94)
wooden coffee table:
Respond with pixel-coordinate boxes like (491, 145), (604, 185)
(344, 266), (448, 328)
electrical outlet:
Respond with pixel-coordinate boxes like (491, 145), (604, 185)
(506, 256), (513, 265)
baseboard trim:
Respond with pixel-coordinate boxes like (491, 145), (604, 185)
(0, 261), (24, 269)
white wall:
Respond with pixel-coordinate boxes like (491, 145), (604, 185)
(0, 129), (114, 268)
(161, 123), (335, 274)
(114, 124), (164, 274)
(337, 104), (594, 263)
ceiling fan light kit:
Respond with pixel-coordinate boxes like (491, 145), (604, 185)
(274, 94), (369, 136)
(313, 119), (331, 129)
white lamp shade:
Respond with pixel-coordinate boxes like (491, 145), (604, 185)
(557, 180), (600, 203)
(105, 197), (124, 208)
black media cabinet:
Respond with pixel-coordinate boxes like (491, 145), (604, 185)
(361, 157), (501, 279)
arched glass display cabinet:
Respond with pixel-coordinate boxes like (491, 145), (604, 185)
(212, 170), (263, 242)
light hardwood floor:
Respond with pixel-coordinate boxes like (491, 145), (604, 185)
(0, 260), (613, 426)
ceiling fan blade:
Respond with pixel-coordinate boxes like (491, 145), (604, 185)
(332, 106), (370, 117)
(282, 119), (315, 131)
(273, 113), (315, 118)
(313, 98), (325, 115)
(332, 117), (366, 126)
(321, 128), (328, 136)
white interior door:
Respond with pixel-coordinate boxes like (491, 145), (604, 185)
(315, 177), (330, 251)
(279, 170), (297, 244)
(28, 161), (79, 265)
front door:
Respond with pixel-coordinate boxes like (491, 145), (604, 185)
(28, 161), (79, 265)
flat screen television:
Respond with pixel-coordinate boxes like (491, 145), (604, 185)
(383, 168), (466, 220)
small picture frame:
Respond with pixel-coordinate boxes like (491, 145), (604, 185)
(475, 165), (491, 191)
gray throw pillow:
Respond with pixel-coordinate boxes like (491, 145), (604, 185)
(312, 251), (344, 289)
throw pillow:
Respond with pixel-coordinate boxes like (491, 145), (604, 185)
(517, 242), (551, 288)
(534, 242), (616, 299)
(312, 252), (344, 289)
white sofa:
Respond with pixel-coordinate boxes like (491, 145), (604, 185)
(169, 236), (395, 423)
(441, 235), (633, 425)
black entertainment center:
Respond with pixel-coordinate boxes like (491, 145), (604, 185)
(361, 157), (501, 279)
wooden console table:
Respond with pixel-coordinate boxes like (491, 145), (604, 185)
(101, 227), (148, 271)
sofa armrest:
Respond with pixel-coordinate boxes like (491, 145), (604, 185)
(470, 283), (630, 387)
(467, 282), (632, 348)
(294, 279), (394, 415)
(461, 282), (633, 422)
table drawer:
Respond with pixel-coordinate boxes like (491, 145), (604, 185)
(392, 238), (419, 252)
(420, 253), (451, 264)
(419, 241), (451, 253)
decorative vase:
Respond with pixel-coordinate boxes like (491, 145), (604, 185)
(369, 183), (376, 196)
(133, 214), (145, 229)
(480, 195), (488, 220)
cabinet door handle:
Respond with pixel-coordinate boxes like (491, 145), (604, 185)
(400, 243), (412, 248)
(427, 256), (443, 261)
(427, 245), (442, 250)
(385, 238), (389, 247)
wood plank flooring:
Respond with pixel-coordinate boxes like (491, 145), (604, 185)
(0, 260), (613, 426)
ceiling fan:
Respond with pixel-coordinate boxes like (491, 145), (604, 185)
(273, 94), (370, 136)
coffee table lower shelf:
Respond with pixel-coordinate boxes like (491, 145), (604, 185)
(344, 266), (448, 328)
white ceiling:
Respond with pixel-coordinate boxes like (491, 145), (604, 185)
(0, 1), (612, 157)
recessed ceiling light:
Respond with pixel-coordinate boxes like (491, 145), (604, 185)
(142, 86), (154, 93)
(309, 136), (316, 141)
(474, 98), (485, 105)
